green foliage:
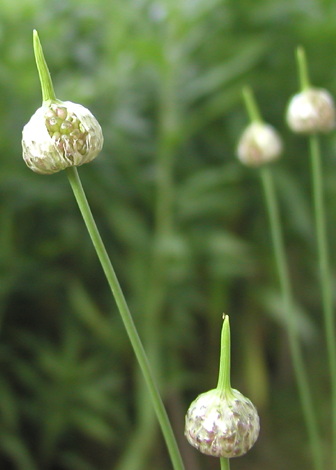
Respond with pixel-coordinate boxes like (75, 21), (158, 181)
(1, 0), (336, 468)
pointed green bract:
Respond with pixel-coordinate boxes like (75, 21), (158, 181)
(243, 86), (263, 123)
(296, 46), (310, 91)
(33, 30), (57, 103)
(216, 315), (232, 395)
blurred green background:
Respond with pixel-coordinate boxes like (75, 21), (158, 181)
(1, 0), (336, 469)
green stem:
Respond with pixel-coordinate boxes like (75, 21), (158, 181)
(216, 316), (231, 394)
(309, 134), (336, 466)
(260, 166), (323, 470)
(33, 30), (57, 103)
(242, 86), (263, 123)
(295, 46), (335, 466)
(220, 458), (230, 470)
(66, 166), (185, 470)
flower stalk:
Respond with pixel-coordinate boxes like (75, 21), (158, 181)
(25, 30), (185, 470)
(241, 87), (323, 470)
(260, 166), (323, 470)
(220, 458), (230, 470)
(295, 47), (336, 468)
(66, 167), (185, 470)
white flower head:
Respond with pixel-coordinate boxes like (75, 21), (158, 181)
(185, 388), (260, 458)
(237, 122), (282, 167)
(22, 101), (103, 175)
(286, 88), (335, 134)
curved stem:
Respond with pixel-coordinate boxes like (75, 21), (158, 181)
(260, 166), (323, 470)
(66, 166), (185, 470)
(220, 458), (230, 470)
(309, 134), (336, 466)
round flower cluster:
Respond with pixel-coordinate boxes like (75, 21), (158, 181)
(286, 88), (335, 134)
(22, 101), (103, 175)
(185, 388), (260, 458)
(237, 122), (282, 167)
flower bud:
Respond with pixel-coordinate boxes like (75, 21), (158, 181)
(22, 31), (104, 175)
(286, 88), (335, 134)
(22, 101), (103, 175)
(237, 122), (282, 167)
(185, 388), (260, 458)
(185, 316), (260, 459)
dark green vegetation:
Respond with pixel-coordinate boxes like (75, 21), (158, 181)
(1, 0), (336, 468)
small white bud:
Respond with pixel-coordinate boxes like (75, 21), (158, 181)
(286, 88), (335, 134)
(237, 122), (282, 167)
(22, 101), (103, 175)
(185, 388), (260, 458)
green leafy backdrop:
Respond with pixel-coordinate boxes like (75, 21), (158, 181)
(1, 0), (336, 468)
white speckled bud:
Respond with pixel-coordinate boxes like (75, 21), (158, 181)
(286, 88), (335, 134)
(185, 316), (260, 459)
(237, 122), (282, 167)
(185, 388), (260, 458)
(22, 101), (103, 175)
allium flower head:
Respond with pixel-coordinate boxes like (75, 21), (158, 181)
(286, 88), (335, 134)
(22, 101), (103, 175)
(184, 316), (260, 459)
(185, 388), (260, 458)
(22, 30), (103, 175)
(237, 122), (282, 167)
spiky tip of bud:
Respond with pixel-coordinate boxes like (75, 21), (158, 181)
(286, 88), (336, 134)
(237, 122), (282, 167)
(22, 101), (103, 175)
(185, 388), (260, 458)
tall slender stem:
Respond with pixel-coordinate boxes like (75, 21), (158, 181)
(295, 46), (336, 466)
(309, 134), (336, 465)
(220, 458), (230, 470)
(260, 166), (323, 470)
(66, 166), (185, 470)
